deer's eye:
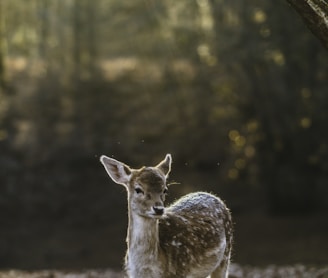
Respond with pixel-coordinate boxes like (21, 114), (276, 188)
(163, 187), (168, 194)
(135, 187), (144, 195)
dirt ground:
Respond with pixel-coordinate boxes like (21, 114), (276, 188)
(0, 264), (327, 278)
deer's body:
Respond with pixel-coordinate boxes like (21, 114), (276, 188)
(100, 154), (232, 278)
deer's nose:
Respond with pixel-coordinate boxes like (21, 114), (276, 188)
(153, 206), (164, 215)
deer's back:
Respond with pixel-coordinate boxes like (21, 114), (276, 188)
(159, 192), (232, 277)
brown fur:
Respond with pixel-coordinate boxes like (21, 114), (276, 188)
(100, 154), (232, 278)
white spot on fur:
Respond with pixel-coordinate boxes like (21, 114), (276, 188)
(171, 240), (182, 247)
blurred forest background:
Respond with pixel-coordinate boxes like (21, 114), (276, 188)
(0, 0), (328, 271)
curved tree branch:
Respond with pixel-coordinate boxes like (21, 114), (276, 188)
(286, 0), (328, 49)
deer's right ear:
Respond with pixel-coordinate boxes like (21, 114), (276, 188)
(100, 155), (132, 186)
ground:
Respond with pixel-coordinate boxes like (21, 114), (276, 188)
(0, 265), (327, 278)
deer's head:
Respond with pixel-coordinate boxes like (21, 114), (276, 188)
(100, 154), (172, 219)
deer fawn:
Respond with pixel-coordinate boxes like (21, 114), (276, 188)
(100, 154), (232, 278)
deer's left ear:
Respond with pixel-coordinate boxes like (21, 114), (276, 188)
(156, 154), (172, 177)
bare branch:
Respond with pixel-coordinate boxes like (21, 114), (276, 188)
(286, 0), (328, 49)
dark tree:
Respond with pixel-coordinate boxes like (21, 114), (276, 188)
(0, 0), (5, 90)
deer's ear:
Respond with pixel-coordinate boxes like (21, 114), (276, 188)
(156, 154), (172, 177)
(100, 155), (132, 186)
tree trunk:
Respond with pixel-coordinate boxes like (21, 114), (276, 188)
(286, 0), (328, 49)
(73, 0), (82, 82)
(38, 0), (49, 59)
(0, 0), (5, 90)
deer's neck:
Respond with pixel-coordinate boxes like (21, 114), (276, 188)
(126, 211), (163, 277)
(127, 211), (159, 254)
